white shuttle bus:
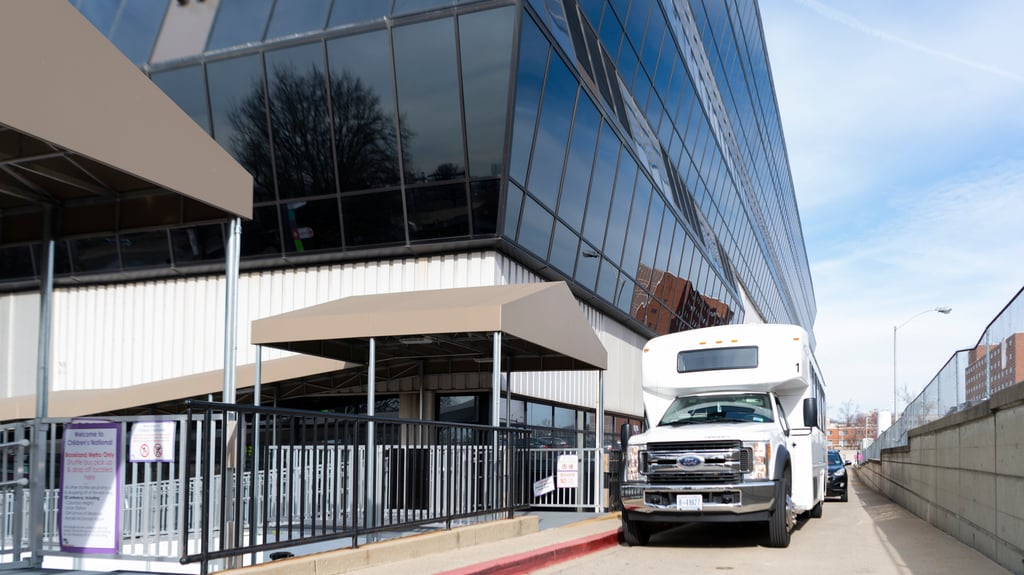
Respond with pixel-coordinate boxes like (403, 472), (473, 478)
(619, 324), (827, 547)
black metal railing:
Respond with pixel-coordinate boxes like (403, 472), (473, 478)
(179, 400), (531, 572)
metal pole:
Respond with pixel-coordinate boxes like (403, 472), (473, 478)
(367, 337), (376, 533)
(595, 371), (605, 513)
(29, 210), (54, 567)
(223, 218), (241, 405)
(492, 332), (501, 510)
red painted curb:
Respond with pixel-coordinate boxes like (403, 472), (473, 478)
(436, 529), (621, 575)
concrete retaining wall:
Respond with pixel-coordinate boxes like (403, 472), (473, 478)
(856, 384), (1024, 574)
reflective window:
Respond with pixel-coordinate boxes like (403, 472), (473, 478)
(328, 0), (390, 28)
(639, 194), (664, 271)
(207, 55), (273, 202)
(558, 92), (600, 231)
(529, 0), (573, 62)
(393, 18), (464, 184)
(527, 402), (552, 427)
(240, 205), (282, 257)
(598, 3), (624, 61)
(170, 224), (224, 264)
(549, 221), (578, 276)
(150, 65), (210, 134)
(0, 246), (34, 280)
(603, 155), (636, 264)
(460, 7), (514, 178)
(623, 0), (650, 50)
(281, 198), (342, 253)
(527, 54), (576, 210)
(341, 190), (405, 247)
(517, 196), (553, 259)
(554, 406), (576, 430)
(108, 0), (165, 65)
(621, 177), (651, 277)
(326, 31), (401, 191)
(76, 0), (118, 35)
(503, 181), (525, 239)
(508, 16), (549, 185)
(70, 236), (120, 273)
(265, 42), (336, 200)
(206, 0), (274, 51)
(501, 398), (526, 424)
(406, 183), (470, 241)
(581, 123), (619, 248)
(470, 179), (500, 236)
(574, 242), (600, 291)
(596, 257), (617, 302)
(120, 231), (170, 269)
(393, 0), (457, 17)
(265, 0), (330, 41)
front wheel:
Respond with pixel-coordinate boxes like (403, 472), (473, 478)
(621, 513), (650, 546)
(767, 470), (792, 548)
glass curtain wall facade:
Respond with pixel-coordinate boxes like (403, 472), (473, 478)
(0, 0), (815, 339)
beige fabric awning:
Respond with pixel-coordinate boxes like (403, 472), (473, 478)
(0, 0), (252, 246)
(252, 282), (608, 373)
(0, 355), (347, 421)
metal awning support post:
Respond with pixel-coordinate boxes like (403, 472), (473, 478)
(595, 371), (605, 513)
(366, 337), (376, 533)
(29, 209), (54, 568)
(222, 218), (241, 568)
(491, 332), (501, 510)
(249, 345), (262, 563)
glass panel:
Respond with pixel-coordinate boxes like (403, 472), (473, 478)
(558, 92), (600, 231)
(76, 0), (119, 35)
(265, 0), (331, 40)
(574, 242), (600, 291)
(393, 18), (464, 183)
(326, 31), (402, 191)
(207, 55), (274, 202)
(501, 399), (526, 424)
(527, 55), (576, 210)
(503, 181), (524, 239)
(517, 196), (553, 259)
(603, 154), (636, 264)
(150, 65), (210, 134)
(527, 402), (552, 427)
(108, 0), (165, 65)
(170, 224), (224, 264)
(460, 7), (514, 178)
(70, 236), (120, 273)
(406, 183), (470, 241)
(392, 0), (455, 17)
(470, 179), (500, 236)
(206, 0), (274, 51)
(581, 122), (619, 247)
(265, 42), (336, 200)
(328, 1), (390, 28)
(341, 190), (405, 247)
(438, 395), (482, 424)
(596, 257), (617, 302)
(120, 231), (170, 269)
(281, 197), (342, 253)
(508, 17), (549, 185)
(0, 246), (35, 280)
(549, 220), (578, 276)
(554, 406), (576, 430)
(678, 347), (758, 372)
(240, 205), (282, 257)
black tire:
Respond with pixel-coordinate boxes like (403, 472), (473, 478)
(840, 489), (848, 503)
(809, 499), (823, 518)
(768, 469), (792, 548)
(621, 514), (650, 546)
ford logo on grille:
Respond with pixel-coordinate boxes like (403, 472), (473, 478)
(678, 454), (703, 467)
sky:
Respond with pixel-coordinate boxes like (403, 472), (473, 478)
(757, 0), (1024, 418)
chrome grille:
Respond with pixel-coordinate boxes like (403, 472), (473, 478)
(643, 440), (751, 484)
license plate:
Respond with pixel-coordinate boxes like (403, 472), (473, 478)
(676, 494), (703, 511)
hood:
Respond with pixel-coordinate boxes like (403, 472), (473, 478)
(632, 421), (778, 445)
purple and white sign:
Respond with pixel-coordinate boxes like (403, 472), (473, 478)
(59, 421), (121, 554)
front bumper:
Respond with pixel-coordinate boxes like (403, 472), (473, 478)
(619, 480), (776, 523)
(827, 474), (847, 495)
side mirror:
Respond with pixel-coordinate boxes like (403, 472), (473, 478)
(802, 398), (818, 428)
(620, 422), (632, 449)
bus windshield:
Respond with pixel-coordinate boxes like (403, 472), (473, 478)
(658, 392), (774, 425)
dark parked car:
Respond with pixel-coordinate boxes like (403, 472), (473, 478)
(827, 449), (849, 502)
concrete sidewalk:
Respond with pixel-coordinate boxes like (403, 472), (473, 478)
(231, 512), (623, 575)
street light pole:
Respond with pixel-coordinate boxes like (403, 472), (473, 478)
(893, 306), (952, 421)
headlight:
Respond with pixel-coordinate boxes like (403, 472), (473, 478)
(624, 444), (645, 482)
(833, 467), (846, 478)
(745, 441), (771, 479)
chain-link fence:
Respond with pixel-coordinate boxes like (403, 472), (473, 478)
(866, 286), (1024, 459)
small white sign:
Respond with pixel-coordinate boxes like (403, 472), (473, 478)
(556, 454), (579, 488)
(129, 421), (176, 463)
(533, 476), (556, 497)
(676, 493), (703, 511)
